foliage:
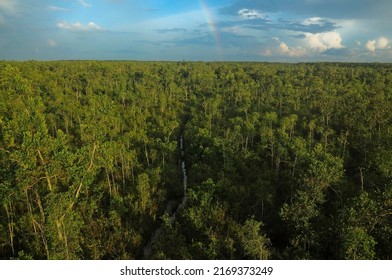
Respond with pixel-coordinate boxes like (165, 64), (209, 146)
(0, 61), (391, 259)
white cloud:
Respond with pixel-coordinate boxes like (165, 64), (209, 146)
(366, 37), (390, 52)
(377, 37), (389, 49)
(279, 42), (289, 52)
(238, 9), (264, 19)
(0, 0), (19, 25)
(267, 38), (306, 58)
(279, 42), (306, 57)
(0, 0), (18, 16)
(48, 39), (57, 47)
(221, 26), (243, 34)
(261, 49), (272, 56)
(79, 0), (92, 8)
(366, 40), (376, 52)
(48, 6), (70, 12)
(303, 17), (323, 26)
(57, 21), (103, 32)
(0, 0), (16, 13)
(305, 31), (344, 52)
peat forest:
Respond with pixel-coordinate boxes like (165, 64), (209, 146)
(0, 61), (391, 260)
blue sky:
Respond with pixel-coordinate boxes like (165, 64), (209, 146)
(1, 0), (392, 61)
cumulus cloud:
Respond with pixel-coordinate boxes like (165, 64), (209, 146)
(268, 37), (306, 57)
(279, 41), (306, 57)
(366, 40), (376, 52)
(57, 21), (103, 32)
(304, 31), (344, 52)
(238, 9), (264, 19)
(366, 37), (390, 52)
(279, 42), (289, 52)
(377, 37), (389, 49)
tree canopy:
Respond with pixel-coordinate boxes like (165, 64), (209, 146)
(0, 61), (391, 259)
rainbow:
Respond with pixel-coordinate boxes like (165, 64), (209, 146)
(199, 0), (222, 56)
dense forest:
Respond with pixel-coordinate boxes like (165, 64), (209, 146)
(0, 61), (391, 260)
